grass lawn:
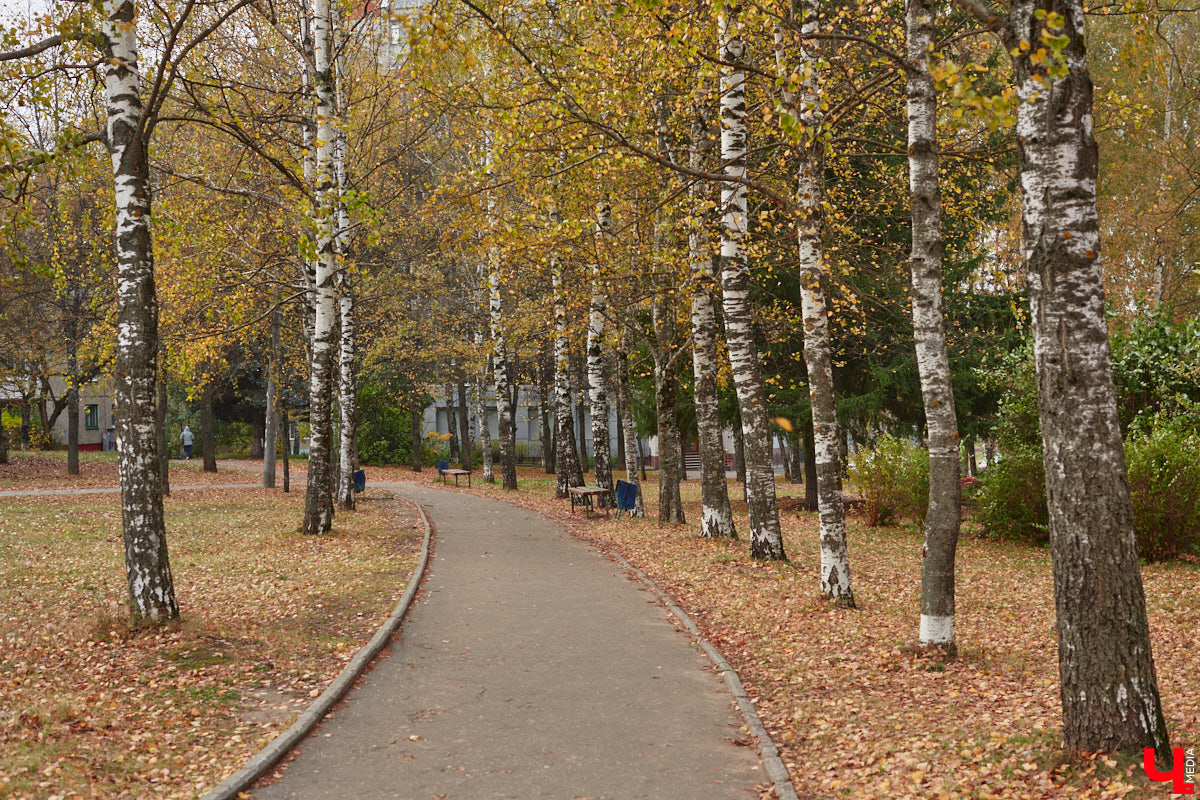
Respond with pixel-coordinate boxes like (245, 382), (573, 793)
(407, 463), (1200, 800)
(0, 480), (421, 800)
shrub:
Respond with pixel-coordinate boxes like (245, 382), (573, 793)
(1126, 418), (1200, 561)
(356, 384), (415, 466)
(847, 433), (929, 527)
(974, 447), (1049, 544)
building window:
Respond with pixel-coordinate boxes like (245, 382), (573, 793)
(85, 404), (99, 430)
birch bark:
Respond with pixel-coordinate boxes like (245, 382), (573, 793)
(720, 4), (784, 559)
(907, 0), (961, 650)
(587, 199), (614, 502)
(302, 0), (338, 534)
(776, 4), (851, 597)
(263, 304), (280, 488)
(617, 325), (644, 516)
(954, 0), (1171, 758)
(552, 256), (584, 497)
(457, 380), (473, 470)
(475, 342), (494, 482)
(689, 101), (736, 539)
(653, 294), (685, 524)
(489, 256), (518, 490)
(335, 87), (358, 512)
(103, 0), (177, 623)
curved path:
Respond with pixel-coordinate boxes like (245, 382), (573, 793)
(251, 482), (766, 800)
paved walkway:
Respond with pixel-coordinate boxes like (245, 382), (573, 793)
(251, 482), (766, 800)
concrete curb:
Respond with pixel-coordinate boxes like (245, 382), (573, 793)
(610, 552), (801, 800)
(198, 502), (433, 800)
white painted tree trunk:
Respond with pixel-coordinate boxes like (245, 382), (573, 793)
(103, 0), (177, 623)
(587, 199), (613, 502)
(774, 4), (851, 598)
(302, 0), (338, 535)
(688, 102), (736, 539)
(617, 325), (643, 516)
(1000, 0), (1170, 758)
(907, 0), (961, 650)
(553, 255), (584, 497)
(719, 5), (784, 559)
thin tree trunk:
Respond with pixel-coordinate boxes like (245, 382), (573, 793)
(539, 347), (555, 473)
(67, 340), (79, 475)
(688, 99), (736, 539)
(776, 4), (850, 595)
(457, 380), (473, 470)
(445, 380), (460, 463)
(587, 199), (614, 503)
(965, 438), (977, 478)
(779, 437), (792, 483)
(653, 296), (684, 524)
(281, 407), (291, 493)
(263, 306), (280, 488)
(789, 433), (803, 485)
(200, 380), (217, 473)
(731, 405), (747, 499)
(803, 417), (818, 510)
(908, 0), (961, 651)
(302, 0), (338, 534)
(0, 418), (7, 464)
(157, 343), (169, 497)
(475, 361), (494, 482)
(552, 257), (584, 496)
(103, 0), (177, 624)
(966, 0), (1170, 758)
(720, 5), (783, 559)
(617, 326), (644, 516)
(489, 261), (518, 490)
(250, 415), (264, 459)
(573, 349), (589, 473)
(335, 62), (357, 512)
(410, 403), (423, 471)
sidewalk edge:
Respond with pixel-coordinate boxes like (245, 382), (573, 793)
(612, 553), (802, 800)
(198, 502), (433, 800)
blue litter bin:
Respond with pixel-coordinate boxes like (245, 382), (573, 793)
(353, 469), (366, 493)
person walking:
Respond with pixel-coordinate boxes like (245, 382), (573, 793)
(181, 425), (195, 460)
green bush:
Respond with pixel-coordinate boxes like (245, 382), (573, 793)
(848, 433), (929, 527)
(974, 447), (1049, 544)
(1126, 418), (1200, 561)
(356, 384), (415, 467)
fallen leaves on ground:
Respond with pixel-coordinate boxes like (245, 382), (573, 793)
(0, 452), (267, 491)
(406, 465), (1199, 800)
(0, 483), (421, 799)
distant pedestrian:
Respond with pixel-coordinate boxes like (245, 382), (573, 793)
(181, 425), (194, 460)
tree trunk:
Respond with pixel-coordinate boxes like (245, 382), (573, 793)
(263, 306), (280, 488)
(908, 0), (961, 651)
(720, 6), (783, 559)
(157, 343), (170, 497)
(67, 341), (80, 476)
(617, 326), (644, 516)
(457, 380), (473, 470)
(778, 436), (792, 483)
(335, 66), (357, 513)
(200, 380), (217, 473)
(777, 5), (850, 596)
(552, 258), (584, 496)
(803, 417), (818, 511)
(789, 433), (803, 485)
(689, 101), (736, 539)
(281, 407), (291, 493)
(653, 296), (685, 524)
(732, 407), (746, 499)
(103, 0), (177, 624)
(587, 200), (614, 504)
(965, 438), (977, 478)
(991, 0), (1170, 758)
(475, 363), (494, 482)
(573, 349), (589, 473)
(250, 415), (264, 459)
(445, 380), (460, 463)
(410, 403), (423, 471)
(0, 417), (8, 464)
(489, 260), (518, 490)
(302, 0), (338, 534)
(539, 348), (555, 473)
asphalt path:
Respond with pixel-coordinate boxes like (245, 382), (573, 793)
(250, 482), (766, 800)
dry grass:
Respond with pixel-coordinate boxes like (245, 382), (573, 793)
(0, 482), (421, 800)
(0, 451), (264, 491)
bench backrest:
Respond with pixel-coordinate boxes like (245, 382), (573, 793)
(615, 480), (638, 510)
(436, 459), (449, 475)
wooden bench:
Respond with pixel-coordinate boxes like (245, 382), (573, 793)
(568, 485), (612, 518)
(441, 468), (472, 487)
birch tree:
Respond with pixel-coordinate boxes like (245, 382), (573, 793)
(719, 4), (785, 560)
(335, 67), (358, 511)
(302, 0), (339, 535)
(775, 1), (851, 599)
(552, 253), (584, 496)
(958, 0), (1171, 759)
(587, 197), (614, 502)
(906, 0), (961, 650)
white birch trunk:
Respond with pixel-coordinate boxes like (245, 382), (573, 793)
(996, 0), (1170, 758)
(335, 74), (357, 511)
(103, 0), (177, 623)
(553, 255), (584, 497)
(475, 332), (494, 482)
(688, 100), (736, 539)
(907, 0), (961, 649)
(587, 199), (613, 502)
(775, 4), (852, 599)
(617, 325), (644, 516)
(263, 304), (280, 488)
(302, 0), (338, 535)
(720, 4), (784, 559)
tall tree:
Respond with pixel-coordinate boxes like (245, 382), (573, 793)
(552, 254), (584, 496)
(958, 0), (1171, 759)
(906, 0), (961, 651)
(720, 4), (784, 559)
(587, 196), (614, 503)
